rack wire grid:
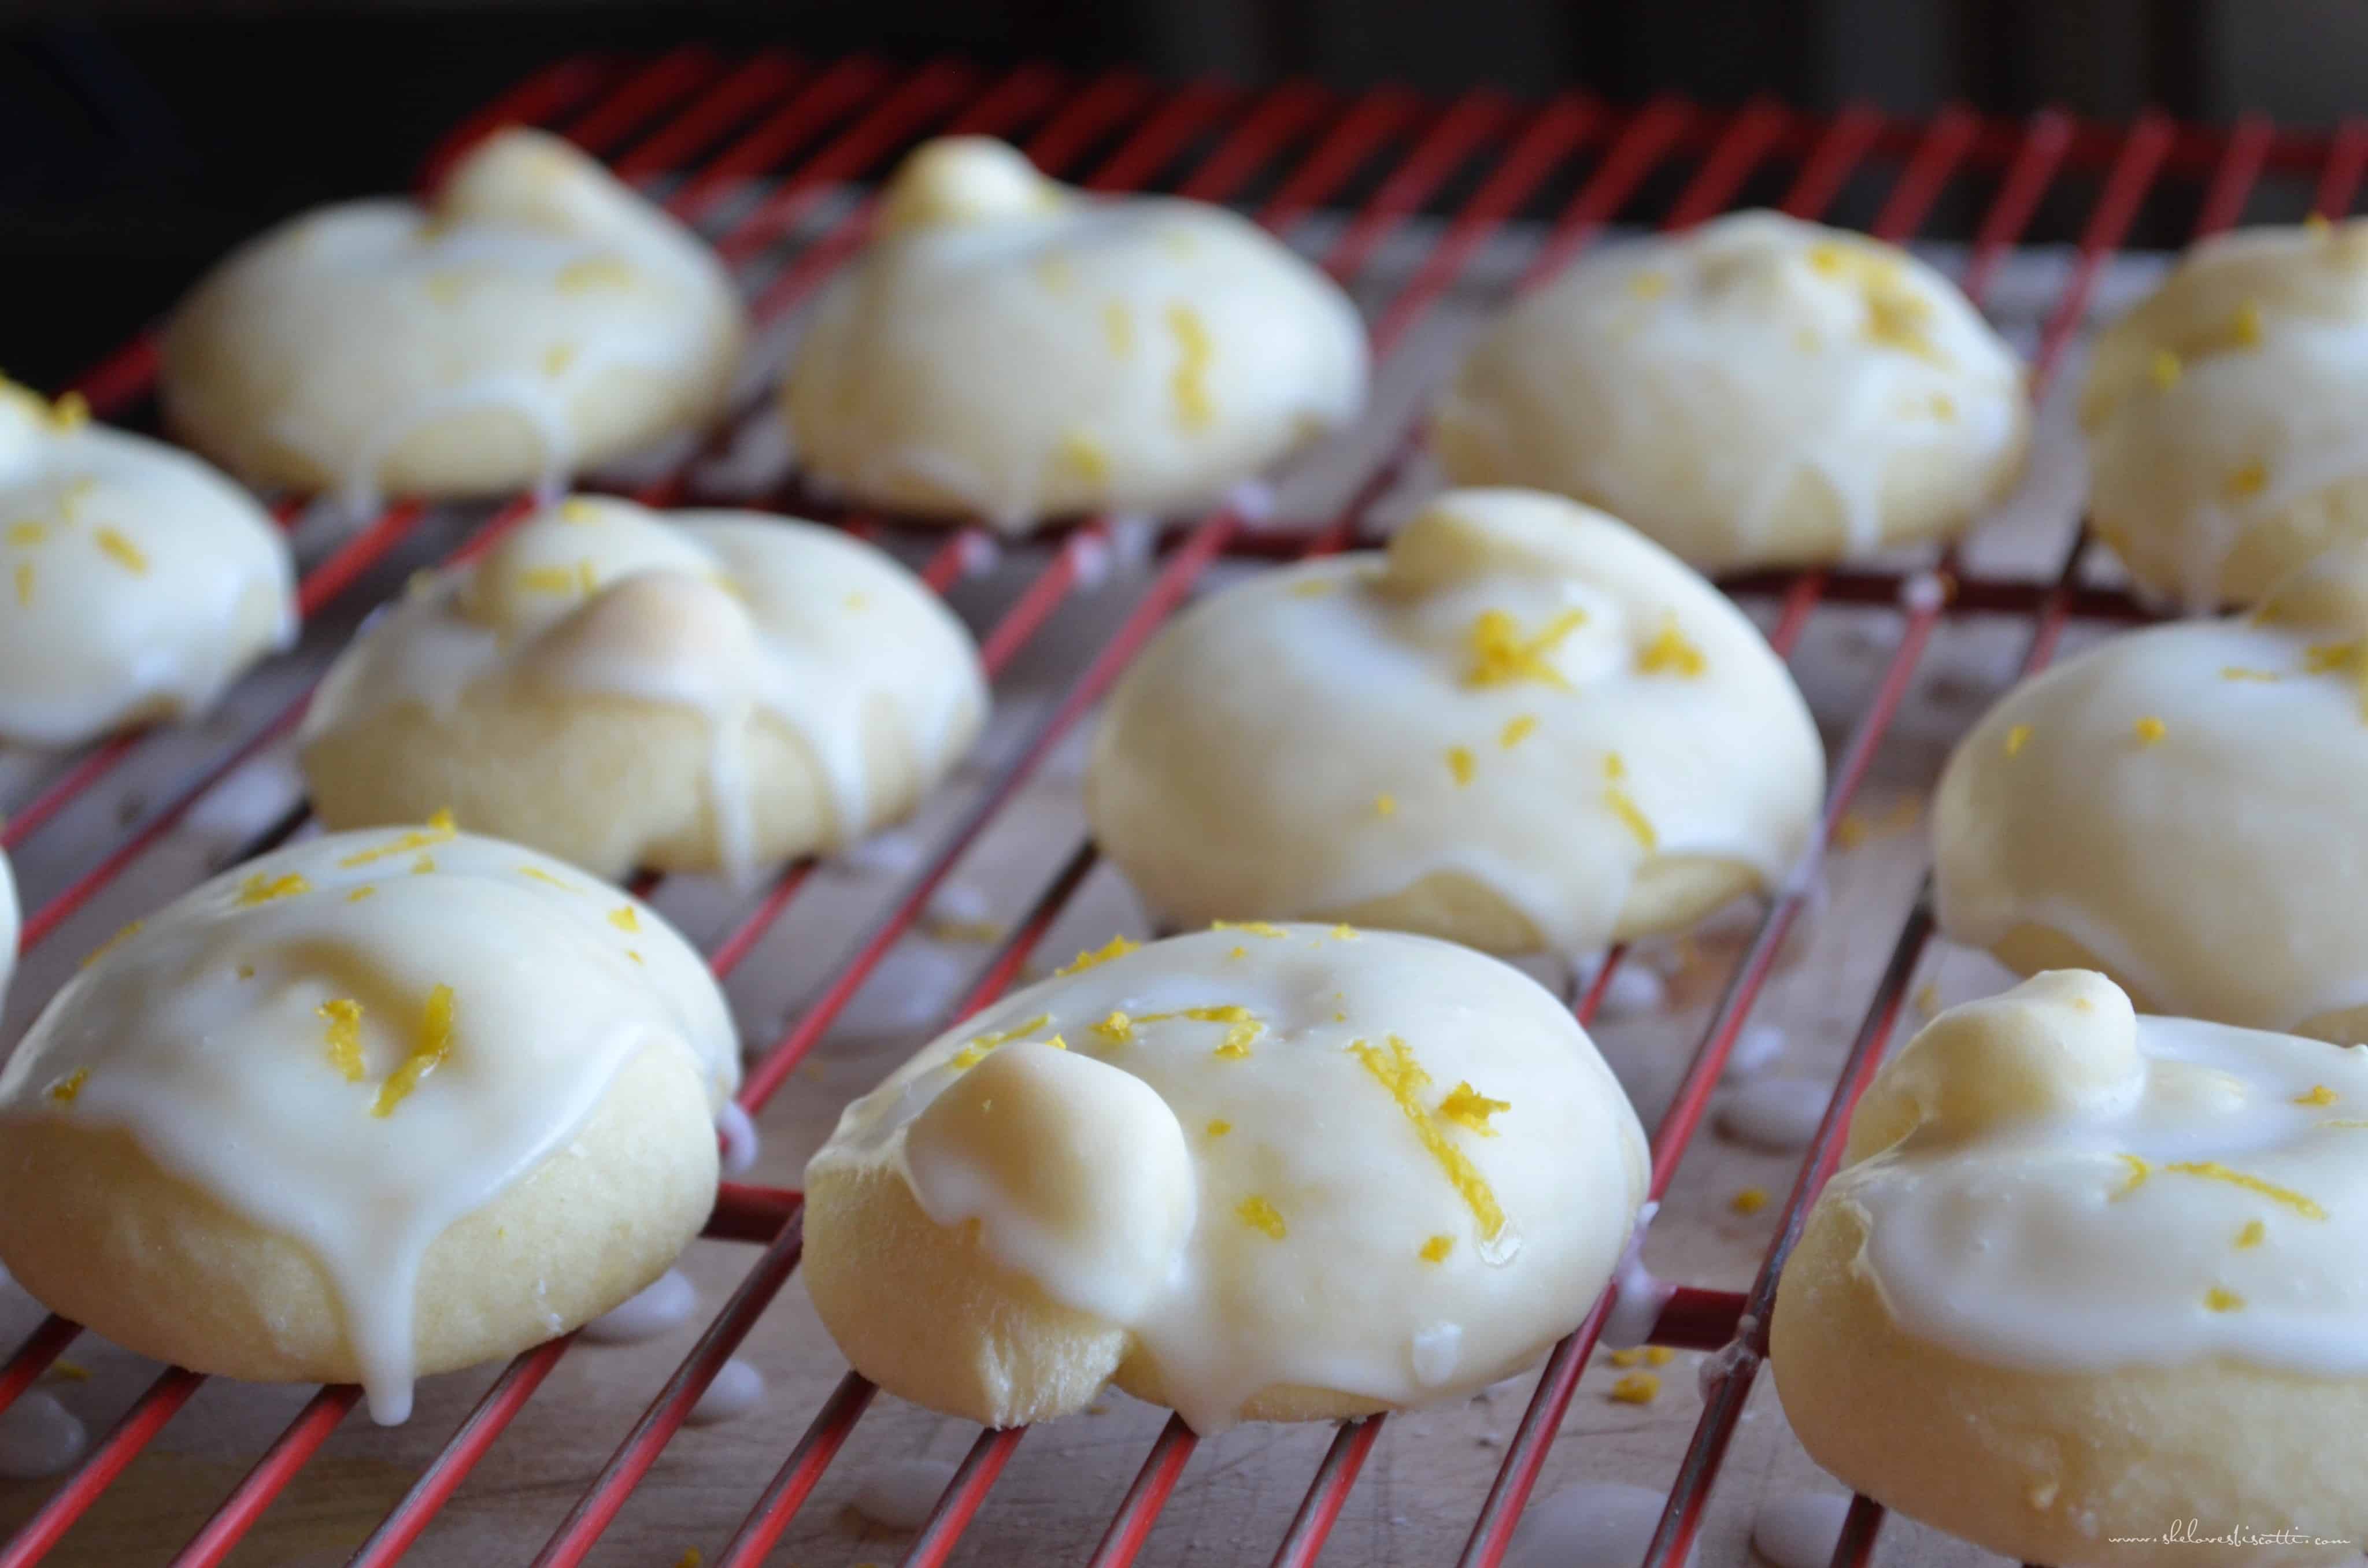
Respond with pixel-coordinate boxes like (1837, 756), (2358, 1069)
(0, 45), (2352, 1568)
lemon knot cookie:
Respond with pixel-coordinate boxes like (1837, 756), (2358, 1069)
(160, 128), (747, 508)
(782, 136), (1368, 531)
(1936, 540), (2368, 1039)
(804, 923), (1648, 1432)
(1086, 488), (1826, 956)
(0, 825), (739, 1422)
(299, 495), (989, 884)
(1431, 212), (2030, 573)
(1774, 970), (2368, 1566)
(2081, 218), (2368, 610)
(0, 378), (295, 748)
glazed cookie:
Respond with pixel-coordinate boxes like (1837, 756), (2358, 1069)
(160, 128), (746, 507)
(299, 495), (989, 884)
(0, 824), (739, 1422)
(804, 923), (1649, 1431)
(782, 136), (1368, 531)
(2081, 218), (2368, 610)
(1086, 488), (1826, 956)
(0, 379), (295, 748)
(1431, 212), (2030, 573)
(1773, 970), (2368, 1566)
(1935, 540), (2368, 1038)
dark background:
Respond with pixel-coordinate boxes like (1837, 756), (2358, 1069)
(5, 0), (2363, 389)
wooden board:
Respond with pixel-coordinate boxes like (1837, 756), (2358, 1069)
(0, 220), (2174, 1567)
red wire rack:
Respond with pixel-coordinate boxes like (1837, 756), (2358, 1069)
(0, 49), (2349, 1568)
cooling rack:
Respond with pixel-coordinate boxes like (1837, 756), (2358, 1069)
(0, 45), (2354, 1568)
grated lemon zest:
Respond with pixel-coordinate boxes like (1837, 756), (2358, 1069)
(1464, 608), (1585, 689)
(1235, 1195), (1286, 1239)
(1057, 934), (1139, 975)
(1420, 1235), (1453, 1263)
(2164, 1160), (2326, 1218)
(46, 1068), (88, 1105)
(1346, 1035), (1505, 1239)
(1438, 1081), (1509, 1135)
(236, 872), (312, 906)
(371, 984), (456, 1117)
(320, 999), (367, 1082)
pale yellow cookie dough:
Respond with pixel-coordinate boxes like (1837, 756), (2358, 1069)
(299, 495), (989, 884)
(782, 136), (1368, 531)
(1432, 211), (2030, 573)
(1935, 540), (2368, 1039)
(2081, 218), (2368, 609)
(0, 379), (294, 748)
(1774, 970), (2368, 1566)
(0, 826), (740, 1422)
(805, 924), (1649, 1432)
(160, 128), (747, 507)
(1085, 488), (1826, 956)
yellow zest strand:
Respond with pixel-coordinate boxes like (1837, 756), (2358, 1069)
(1166, 303), (1215, 430)
(2132, 716), (2167, 746)
(1206, 1119), (1232, 1138)
(12, 561), (28, 607)
(2236, 1219), (2267, 1250)
(1235, 1196), (1286, 1239)
(1438, 1081), (1509, 1135)
(2163, 1160), (2325, 1218)
(80, 920), (141, 968)
(2221, 666), (2280, 683)
(1288, 577), (1337, 598)
(517, 565), (582, 594)
(235, 872), (312, 906)
(1636, 616), (1705, 677)
(46, 1068), (88, 1105)
(2149, 348), (2182, 390)
(2296, 1085), (2339, 1107)
(1093, 1010), (1134, 1044)
(1730, 1187), (1770, 1215)
(1373, 792), (1397, 818)
(1500, 714), (1538, 749)
(1102, 299), (1133, 358)
(338, 811), (458, 868)
(2223, 459), (2268, 501)
(951, 1013), (1054, 1070)
(2114, 1153), (2151, 1197)
(95, 529), (147, 575)
(608, 905), (640, 933)
(1419, 1235), (1455, 1263)
(1464, 607), (1586, 690)
(47, 391), (89, 433)
(1446, 745), (1476, 786)
(1608, 1371), (1660, 1404)
(320, 999), (367, 1082)
(2003, 723), (2032, 757)
(556, 257), (635, 291)
(1331, 924), (1359, 941)
(1057, 429), (1111, 483)
(2205, 1286), (2245, 1313)
(1058, 934), (1140, 975)
(6, 522), (46, 547)
(1211, 920), (1287, 938)
(347, 886), (377, 903)
(372, 984), (457, 1117)
(1604, 785), (1656, 851)
(2230, 298), (2263, 348)
(518, 866), (575, 890)
(1346, 1036), (1505, 1240)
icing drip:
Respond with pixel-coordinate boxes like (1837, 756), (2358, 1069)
(0, 830), (739, 1422)
(579, 1267), (697, 1344)
(686, 1356), (766, 1425)
(850, 1456), (960, 1530)
(0, 1393), (87, 1480)
(1751, 1492), (1854, 1568)
(1715, 1076), (1829, 1151)
(1504, 1483), (1696, 1568)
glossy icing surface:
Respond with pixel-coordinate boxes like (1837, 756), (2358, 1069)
(1433, 211), (2028, 572)
(0, 381), (295, 748)
(784, 136), (1368, 530)
(1833, 970), (2368, 1376)
(809, 924), (1649, 1433)
(160, 128), (745, 507)
(1087, 488), (1825, 954)
(1935, 541), (2368, 1032)
(0, 827), (739, 1421)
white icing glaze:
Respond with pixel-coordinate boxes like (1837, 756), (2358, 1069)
(808, 924), (1649, 1434)
(0, 828), (738, 1422)
(2081, 219), (2368, 610)
(715, 1098), (759, 1174)
(185, 754), (308, 850)
(850, 1455), (959, 1530)
(1568, 951), (1668, 1019)
(579, 1267), (697, 1344)
(1715, 1077), (1829, 1152)
(1504, 1482), (1696, 1568)
(1934, 542), (2368, 1033)
(1751, 1491), (1854, 1568)
(687, 1356), (767, 1426)
(1725, 1022), (1787, 1079)
(784, 137), (1368, 532)
(1433, 211), (2027, 573)
(1598, 1200), (1674, 1351)
(299, 495), (988, 887)
(160, 129), (745, 510)
(0, 382), (295, 748)
(0, 1392), (87, 1481)
(1833, 970), (2368, 1377)
(1086, 490), (1826, 956)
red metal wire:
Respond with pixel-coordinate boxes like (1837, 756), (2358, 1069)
(169, 1387), (364, 1568)
(555, 45), (725, 158)
(2317, 117), (2368, 217)
(0, 1318), (79, 1421)
(0, 1368), (204, 1568)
